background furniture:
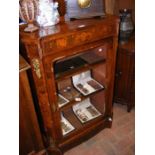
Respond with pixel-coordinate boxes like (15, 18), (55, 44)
(114, 36), (135, 112)
(19, 55), (46, 155)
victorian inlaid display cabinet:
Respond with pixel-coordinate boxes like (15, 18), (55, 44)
(20, 15), (119, 155)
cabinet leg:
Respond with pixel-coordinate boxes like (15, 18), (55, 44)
(47, 146), (63, 155)
(127, 104), (131, 112)
(127, 108), (131, 112)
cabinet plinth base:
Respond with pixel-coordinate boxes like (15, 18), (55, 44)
(60, 119), (112, 153)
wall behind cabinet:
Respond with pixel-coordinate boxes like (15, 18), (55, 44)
(105, 0), (135, 22)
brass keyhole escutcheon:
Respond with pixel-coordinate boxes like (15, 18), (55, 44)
(78, 0), (91, 8)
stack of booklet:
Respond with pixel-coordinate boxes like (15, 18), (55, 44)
(72, 98), (101, 123)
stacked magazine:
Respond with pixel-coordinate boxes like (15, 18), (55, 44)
(72, 98), (101, 123)
(72, 70), (104, 96)
(61, 114), (75, 136)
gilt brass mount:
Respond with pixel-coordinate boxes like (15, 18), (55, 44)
(32, 58), (42, 79)
(77, 0), (91, 8)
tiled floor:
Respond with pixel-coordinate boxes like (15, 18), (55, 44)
(65, 103), (135, 155)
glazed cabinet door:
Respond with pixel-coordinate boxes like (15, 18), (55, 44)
(43, 38), (115, 148)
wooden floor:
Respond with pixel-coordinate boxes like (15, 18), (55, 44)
(65, 103), (135, 155)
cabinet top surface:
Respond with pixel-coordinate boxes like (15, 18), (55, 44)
(20, 15), (119, 40)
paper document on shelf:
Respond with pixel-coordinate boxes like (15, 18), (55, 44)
(61, 114), (75, 135)
(72, 70), (104, 96)
(72, 98), (101, 123)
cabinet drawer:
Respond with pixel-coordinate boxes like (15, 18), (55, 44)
(41, 24), (114, 55)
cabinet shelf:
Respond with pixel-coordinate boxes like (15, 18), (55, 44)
(56, 61), (106, 82)
(61, 99), (105, 138)
(58, 87), (105, 111)
(54, 49), (106, 82)
(59, 90), (106, 137)
(57, 70), (105, 111)
(62, 114), (104, 139)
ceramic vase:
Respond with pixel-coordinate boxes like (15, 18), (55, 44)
(19, 0), (39, 32)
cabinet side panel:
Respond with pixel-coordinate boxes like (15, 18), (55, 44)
(20, 71), (44, 155)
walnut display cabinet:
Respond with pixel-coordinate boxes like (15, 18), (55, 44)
(20, 15), (119, 155)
